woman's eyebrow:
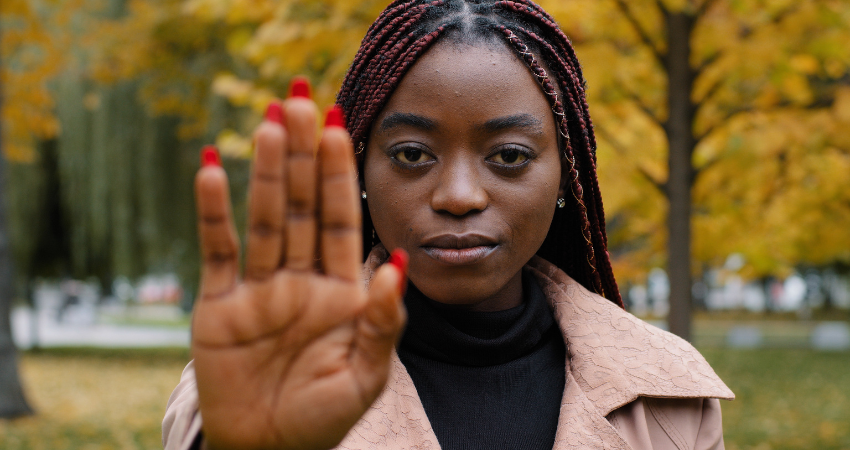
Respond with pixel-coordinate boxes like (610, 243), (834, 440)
(478, 114), (544, 135)
(379, 112), (437, 132)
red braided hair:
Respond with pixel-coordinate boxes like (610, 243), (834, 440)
(336, 0), (623, 308)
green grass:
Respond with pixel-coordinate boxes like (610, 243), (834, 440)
(693, 320), (817, 348)
(1, 348), (848, 449)
(703, 349), (850, 450)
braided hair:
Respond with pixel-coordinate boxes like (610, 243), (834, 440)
(337, 0), (623, 308)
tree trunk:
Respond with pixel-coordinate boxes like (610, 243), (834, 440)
(0, 130), (35, 420)
(0, 34), (35, 416)
(664, 12), (696, 341)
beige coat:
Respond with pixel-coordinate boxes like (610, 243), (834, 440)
(163, 253), (734, 450)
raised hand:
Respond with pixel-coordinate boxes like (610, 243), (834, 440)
(191, 79), (407, 450)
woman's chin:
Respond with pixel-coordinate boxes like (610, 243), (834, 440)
(411, 279), (489, 302)
(408, 269), (524, 312)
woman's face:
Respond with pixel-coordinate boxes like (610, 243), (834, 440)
(364, 40), (563, 311)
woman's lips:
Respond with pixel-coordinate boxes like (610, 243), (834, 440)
(422, 245), (496, 265)
(419, 234), (499, 265)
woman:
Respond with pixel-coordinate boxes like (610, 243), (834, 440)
(163, 1), (734, 449)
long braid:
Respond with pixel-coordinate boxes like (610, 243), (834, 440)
(496, 1), (614, 251)
(493, 0), (621, 305)
(509, 24), (621, 304)
(337, 0), (623, 307)
(494, 25), (604, 297)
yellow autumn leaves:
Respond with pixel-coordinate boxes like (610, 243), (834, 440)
(560, 0), (850, 279)
(3, 0), (849, 281)
(1, 0), (69, 162)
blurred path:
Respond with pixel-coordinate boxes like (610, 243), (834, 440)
(10, 306), (847, 351)
(11, 307), (189, 349)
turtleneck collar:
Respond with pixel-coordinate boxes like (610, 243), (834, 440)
(398, 268), (557, 367)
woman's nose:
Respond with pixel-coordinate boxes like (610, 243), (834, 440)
(430, 160), (489, 216)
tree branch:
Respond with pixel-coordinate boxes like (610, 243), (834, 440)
(697, 0), (720, 17)
(698, 95), (837, 141)
(692, 153), (723, 183)
(694, 50), (722, 77)
(770, 3), (801, 25)
(626, 91), (664, 127)
(694, 76), (724, 108)
(655, 0), (669, 16)
(613, 0), (668, 68)
(695, 106), (753, 142)
(595, 125), (668, 197)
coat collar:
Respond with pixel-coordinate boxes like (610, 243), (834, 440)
(525, 256), (734, 415)
(337, 248), (733, 450)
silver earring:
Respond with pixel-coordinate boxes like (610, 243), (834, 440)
(361, 191), (367, 200)
(557, 198), (566, 209)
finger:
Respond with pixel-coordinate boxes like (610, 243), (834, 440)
(319, 107), (361, 282)
(351, 261), (407, 395)
(245, 103), (288, 280)
(283, 84), (319, 271)
(196, 146), (240, 299)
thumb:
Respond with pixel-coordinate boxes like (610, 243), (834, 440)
(350, 251), (408, 400)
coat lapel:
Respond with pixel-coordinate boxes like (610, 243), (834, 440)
(552, 370), (632, 450)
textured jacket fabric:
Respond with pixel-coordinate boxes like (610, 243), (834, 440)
(163, 248), (734, 450)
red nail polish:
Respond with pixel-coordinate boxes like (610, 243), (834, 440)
(324, 105), (346, 129)
(265, 101), (285, 125)
(289, 76), (311, 99)
(201, 145), (221, 167)
(388, 249), (409, 296)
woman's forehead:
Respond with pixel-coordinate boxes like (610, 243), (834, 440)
(375, 40), (553, 126)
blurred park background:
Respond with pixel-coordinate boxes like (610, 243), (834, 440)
(1, 0), (849, 448)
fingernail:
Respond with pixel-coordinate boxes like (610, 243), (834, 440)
(289, 76), (311, 99)
(388, 249), (409, 296)
(201, 145), (221, 167)
(265, 101), (285, 125)
(324, 105), (346, 129)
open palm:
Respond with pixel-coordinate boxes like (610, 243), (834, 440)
(191, 92), (406, 450)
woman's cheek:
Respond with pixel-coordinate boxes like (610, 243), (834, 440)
(368, 179), (417, 251)
(504, 182), (557, 247)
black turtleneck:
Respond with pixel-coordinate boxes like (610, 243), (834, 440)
(397, 269), (566, 450)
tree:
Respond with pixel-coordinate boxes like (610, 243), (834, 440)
(4, 0), (226, 306)
(0, 132), (33, 418)
(542, 0), (850, 339)
(0, 0), (66, 418)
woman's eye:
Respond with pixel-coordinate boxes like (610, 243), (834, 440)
(394, 148), (433, 164)
(490, 149), (529, 166)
